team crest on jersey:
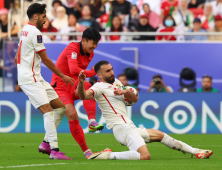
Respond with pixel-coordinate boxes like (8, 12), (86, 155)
(37, 35), (42, 43)
(71, 52), (77, 59)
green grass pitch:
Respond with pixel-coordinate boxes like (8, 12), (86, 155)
(0, 133), (221, 170)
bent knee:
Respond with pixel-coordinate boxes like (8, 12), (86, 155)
(140, 153), (151, 160)
(67, 111), (78, 120)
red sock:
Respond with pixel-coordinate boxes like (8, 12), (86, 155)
(83, 82), (96, 120)
(69, 120), (89, 152)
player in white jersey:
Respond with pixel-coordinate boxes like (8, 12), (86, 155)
(14, 3), (74, 160)
(77, 60), (213, 160)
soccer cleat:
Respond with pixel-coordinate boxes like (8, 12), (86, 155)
(38, 141), (51, 155)
(88, 148), (112, 160)
(49, 150), (72, 160)
(195, 150), (213, 159)
(84, 150), (93, 159)
(88, 121), (104, 133)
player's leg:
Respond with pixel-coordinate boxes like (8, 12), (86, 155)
(74, 80), (104, 132)
(65, 103), (93, 158)
(139, 128), (213, 159)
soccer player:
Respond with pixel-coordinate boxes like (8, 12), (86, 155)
(38, 28), (103, 159)
(14, 3), (74, 160)
(78, 60), (213, 160)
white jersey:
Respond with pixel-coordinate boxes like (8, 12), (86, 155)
(17, 23), (46, 85)
(90, 79), (133, 129)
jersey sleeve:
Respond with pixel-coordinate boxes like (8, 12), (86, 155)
(66, 44), (96, 77)
(32, 29), (46, 53)
(90, 83), (102, 99)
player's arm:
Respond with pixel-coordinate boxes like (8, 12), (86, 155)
(14, 48), (19, 64)
(78, 70), (94, 100)
(114, 88), (138, 102)
(39, 51), (75, 86)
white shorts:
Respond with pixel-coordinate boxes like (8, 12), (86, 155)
(20, 80), (58, 109)
(112, 123), (150, 151)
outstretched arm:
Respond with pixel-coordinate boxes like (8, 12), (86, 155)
(78, 70), (94, 100)
(114, 88), (138, 102)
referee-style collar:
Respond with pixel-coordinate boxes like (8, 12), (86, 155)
(79, 42), (90, 57)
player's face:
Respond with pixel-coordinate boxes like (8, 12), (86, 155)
(84, 39), (98, 54)
(100, 64), (115, 84)
(37, 12), (47, 30)
(202, 78), (212, 90)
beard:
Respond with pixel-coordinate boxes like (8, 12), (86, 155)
(37, 18), (44, 30)
(104, 75), (115, 84)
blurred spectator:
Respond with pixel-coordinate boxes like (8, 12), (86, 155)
(124, 5), (140, 32)
(59, 13), (83, 41)
(209, 15), (222, 41)
(52, 6), (68, 31)
(138, 0), (161, 16)
(105, 16), (126, 41)
(90, 0), (105, 19)
(148, 74), (173, 92)
(77, 5), (102, 31)
(210, 0), (222, 16)
(112, 0), (131, 22)
(41, 17), (58, 42)
(63, 0), (82, 19)
(89, 76), (98, 86)
(200, 3), (215, 30)
(133, 14), (157, 41)
(188, 0), (206, 9)
(118, 73), (139, 90)
(185, 18), (208, 41)
(161, 0), (178, 20)
(196, 75), (219, 92)
(143, 3), (162, 29)
(47, 0), (62, 22)
(0, 8), (18, 38)
(156, 15), (177, 41)
(173, 0), (194, 32)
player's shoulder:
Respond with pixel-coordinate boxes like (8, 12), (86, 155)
(67, 42), (80, 52)
(92, 81), (102, 88)
(114, 79), (122, 84)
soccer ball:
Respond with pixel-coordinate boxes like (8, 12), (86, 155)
(123, 86), (138, 106)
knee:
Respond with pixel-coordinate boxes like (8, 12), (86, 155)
(140, 153), (151, 160)
(67, 110), (78, 120)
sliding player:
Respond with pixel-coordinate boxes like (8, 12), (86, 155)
(78, 60), (213, 160)
(38, 28), (103, 159)
(14, 3), (74, 160)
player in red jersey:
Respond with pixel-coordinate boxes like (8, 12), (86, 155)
(38, 28), (102, 159)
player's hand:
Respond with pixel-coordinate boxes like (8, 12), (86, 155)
(114, 88), (127, 96)
(79, 70), (86, 83)
(61, 75), (75, 86)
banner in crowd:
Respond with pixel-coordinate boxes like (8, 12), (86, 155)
(0, 92), (221, 134)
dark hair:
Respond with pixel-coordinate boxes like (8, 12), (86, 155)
(95, 60), (110, 73)
(52, 0), (62, 7)
(27, 3), (47, 19)
(111, 16), (123, 32)
(142, 3), (150, 10)
(131, 5), (140, 13)
(118, 73), (127, 79)
(163, 14), (176, 27)
(152, 74), (162, 80)
(82, 28), (101, 43)
(202, 75), (212, 80)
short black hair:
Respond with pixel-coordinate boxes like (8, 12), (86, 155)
(142, 3), (150, 9)
(152, 74), (162, 80)
(95, 60), (110, 73)
(52, 0), (62, 7)
(82, 28), (101, 43)
(203, 75), (212, 80)
(118, 73), (127, 79)
(163, 14), (176, 27)
(27, 3), (47, 19)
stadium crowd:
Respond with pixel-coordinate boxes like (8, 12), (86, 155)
(1, 0), (222, 41)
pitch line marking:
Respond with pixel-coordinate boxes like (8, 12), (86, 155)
(0, 163), (68, 169)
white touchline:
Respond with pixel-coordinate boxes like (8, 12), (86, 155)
(0, 163), (68, 169)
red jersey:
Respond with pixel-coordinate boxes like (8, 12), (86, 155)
(156, 27), (177, 41)
(51, 42), (96, 86)
(161, 0), (178, 17)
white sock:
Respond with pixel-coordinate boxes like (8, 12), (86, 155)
(89, 119), (96, 124)
(161, 133), (198, 154)
(43, 111), (58, 149)
(43, 107), (66, 143)
(109, 151), (140, 160)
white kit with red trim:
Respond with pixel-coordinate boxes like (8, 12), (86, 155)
(90, 79), (133, 129)
(17, 23), (46, 85)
